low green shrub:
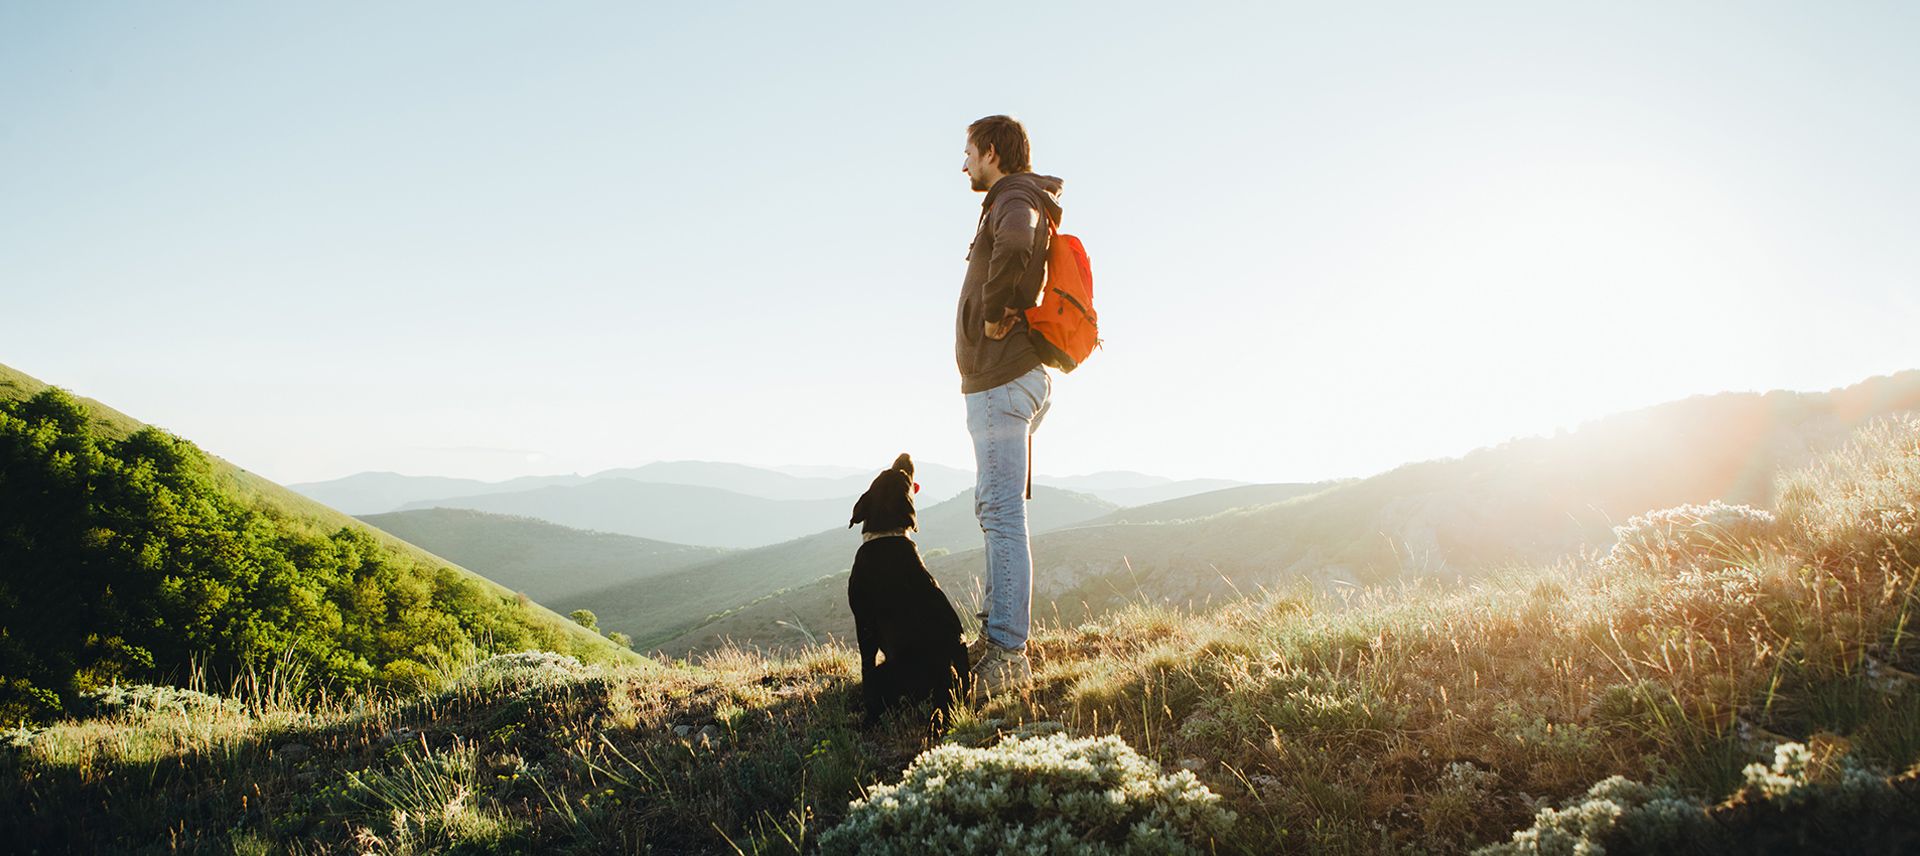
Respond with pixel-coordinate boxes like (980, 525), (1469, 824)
(343, 737), (524, 853)
(456, 651), (589, 692)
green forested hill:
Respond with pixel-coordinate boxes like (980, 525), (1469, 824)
(0, 363), (639, 726)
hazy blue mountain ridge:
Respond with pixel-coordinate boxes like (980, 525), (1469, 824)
(293, 461), (1236, 524)
(357, 508), (729, 606)
(571, 485), (1117, 649)
(662, 371), (1920, 653)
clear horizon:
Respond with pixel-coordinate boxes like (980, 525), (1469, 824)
(5, 3), (1915, 486)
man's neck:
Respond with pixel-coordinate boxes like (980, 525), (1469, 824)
(978, 171), (1020, 205)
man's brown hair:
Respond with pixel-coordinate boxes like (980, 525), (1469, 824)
(968, 115), (1032, 174)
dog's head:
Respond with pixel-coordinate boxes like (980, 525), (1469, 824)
(849, 453), (919, 534)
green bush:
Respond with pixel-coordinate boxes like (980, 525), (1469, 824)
(818, 732), (1234, 856)
(456, 651), (590, 692)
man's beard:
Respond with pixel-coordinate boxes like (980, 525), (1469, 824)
(970, 175), (988, 192)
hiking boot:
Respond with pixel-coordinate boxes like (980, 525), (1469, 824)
(972, 644), (1032, 699)
(966, 635), (989, 670)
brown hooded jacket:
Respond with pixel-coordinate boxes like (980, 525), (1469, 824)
(954, 172), (1065, 394)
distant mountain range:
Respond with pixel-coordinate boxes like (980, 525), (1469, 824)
(287, 472), (593, 517)
(393, 480), (854, 550)
(292, 461), (1247, 548)
(348, 478), (1339, 654)
(1078, 482), (1338, 526)
(368, 485), (1122, 650)
(289, 460), (978, 518)
(305, 372), (1920, 655)
(357, 508), (730, 606)
(657, 371), (1920, 654)
(1041, 474), (1252, 508)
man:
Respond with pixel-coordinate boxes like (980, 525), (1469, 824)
(954, 114), (1063, 697)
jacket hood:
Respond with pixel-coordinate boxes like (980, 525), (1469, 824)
(984, 172), (1065, 226)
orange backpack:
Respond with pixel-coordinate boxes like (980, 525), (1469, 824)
(1026, 221), (1100, 372)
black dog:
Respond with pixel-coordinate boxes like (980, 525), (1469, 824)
(847, 453), (970, 726)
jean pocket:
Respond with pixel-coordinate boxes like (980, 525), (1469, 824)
(1005, 370), (1046, 420)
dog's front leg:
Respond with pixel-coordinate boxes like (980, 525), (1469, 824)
(855, 615), (885, 725)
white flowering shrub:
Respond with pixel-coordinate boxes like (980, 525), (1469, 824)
(1474, 775), (1715, 855)
(817, 732), (1235, 856)
(456, 651), (589, 691)
(1476, 742), (1920, 854)
(1605, 501), (1780, 573)
(1741, 741), (1812, 804)
(76, 684), (239, 720)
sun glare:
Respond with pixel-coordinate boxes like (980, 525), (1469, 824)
(1356, 151), (1775, 425)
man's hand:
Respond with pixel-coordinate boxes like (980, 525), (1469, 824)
(984, 307), (1022, 341)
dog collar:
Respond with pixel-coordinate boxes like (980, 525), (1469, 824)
(861, 529), (911, 543)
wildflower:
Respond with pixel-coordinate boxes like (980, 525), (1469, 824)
(1742, 741), (1813, 803)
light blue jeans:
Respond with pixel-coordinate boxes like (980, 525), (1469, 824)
(965, 365), (1051, 651)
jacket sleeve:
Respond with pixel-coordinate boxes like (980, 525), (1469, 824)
(979, 191), (1046, 318)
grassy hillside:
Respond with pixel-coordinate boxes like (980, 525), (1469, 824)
(358, 508), (731, 604)
(6, 414), (1919, 853)
(664, 372), (1920, 653)
(577, 485), (1116, 652)
(0, 363), (639, 725)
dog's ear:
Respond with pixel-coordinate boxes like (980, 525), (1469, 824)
(892, 453), (914, 479)
(849, 488), (870, 529)
(849, 466), (893, 529)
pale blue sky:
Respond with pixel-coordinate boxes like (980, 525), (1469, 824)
(3, 2), (1916, 485)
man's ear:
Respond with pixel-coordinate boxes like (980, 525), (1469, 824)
(983, 144), (1000, 170)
